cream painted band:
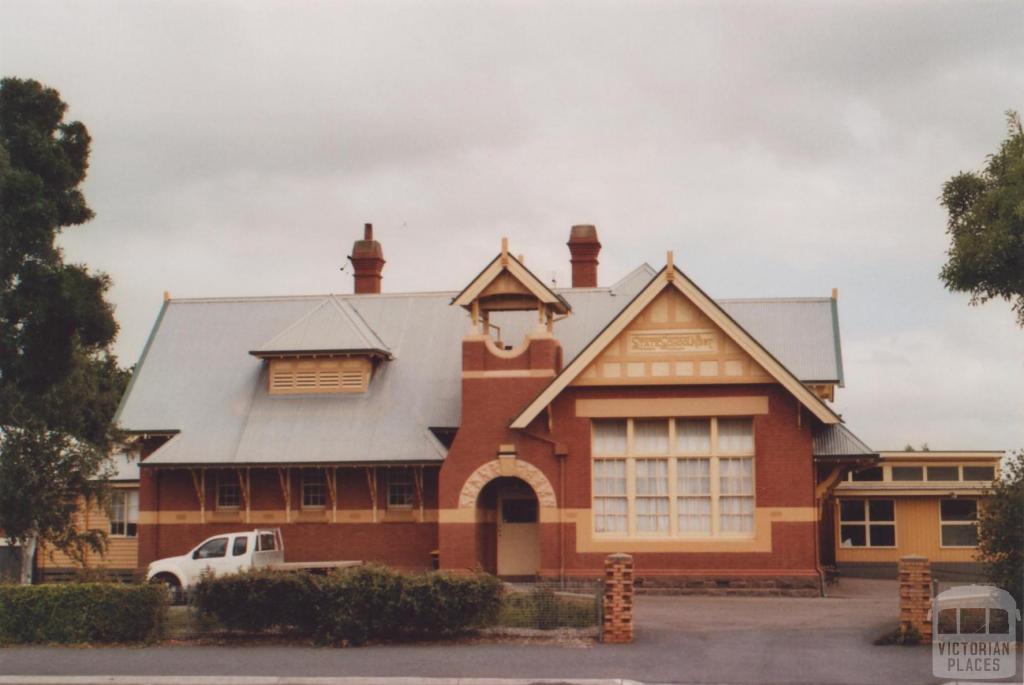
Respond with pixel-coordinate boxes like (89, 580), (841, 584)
(139, 509), (438, 525)
(571, 506), (817, 553)
(462, 369), (556, 379)
(575, 396), (769, 418)
(436, 506), (817, 553)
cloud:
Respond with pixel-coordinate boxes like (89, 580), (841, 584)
(2, 0), (1022, 449)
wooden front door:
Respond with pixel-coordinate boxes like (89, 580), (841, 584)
(497, 495), (539, 576)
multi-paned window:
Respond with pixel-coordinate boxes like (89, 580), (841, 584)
(301, 469), (327, 508)
(387, 470), (415, 508)
(940, 499), (978, 547)
(846, 464), (997, 482)
(217, 471), (241, 509)
(838, 499), (895, 547)
(108, 489), (139, 537)
(591, 417), (755, 537)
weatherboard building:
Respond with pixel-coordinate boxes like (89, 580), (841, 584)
(92, 225), (998, 593)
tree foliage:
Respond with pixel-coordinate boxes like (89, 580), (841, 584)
(940, 110), (1024, 326)
(976, 450), (1024, 608)
(0, 77), (128, 576)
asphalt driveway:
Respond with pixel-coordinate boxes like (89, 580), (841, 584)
(2, 579), (1017, 685)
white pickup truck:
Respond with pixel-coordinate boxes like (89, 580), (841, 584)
(146, 528), (360, 600)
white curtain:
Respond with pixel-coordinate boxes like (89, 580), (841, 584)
(717, 418), (754, 453)
(593, 459), (626, 495)
(677, 458), (710, 494)
(594, 496), (628, 533)
(593, 419), (627, 455)
(676, 419), (711, 454)
(636, 497), (670, 532)
(719, 457), (754, 495)
(720, 496), (754, 533)
(633, 419), (669, 454)
(678, 496), (712, 533)
(635, 459), (668, 495)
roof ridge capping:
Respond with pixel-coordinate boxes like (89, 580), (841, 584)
(510, 256), (842, 430)
(249, 296), (392, 358)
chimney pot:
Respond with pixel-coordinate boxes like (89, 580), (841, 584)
(349, 224), (385, 294)
(567, 224), (601, 288)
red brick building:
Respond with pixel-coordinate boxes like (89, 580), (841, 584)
(115, 225), (879, 594)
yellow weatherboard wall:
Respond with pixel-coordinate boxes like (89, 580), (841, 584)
(37, 488), (139, 572)
(835, 497), (977, 564)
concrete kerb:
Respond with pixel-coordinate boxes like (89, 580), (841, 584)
(0, 678), (654, 685)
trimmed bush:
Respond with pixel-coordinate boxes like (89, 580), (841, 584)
(0, 583), (166, 644)
(193, 565), (503, 645)
(190, 568), (320, 635)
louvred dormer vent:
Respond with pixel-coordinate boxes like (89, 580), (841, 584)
(250, 297), (390, 396)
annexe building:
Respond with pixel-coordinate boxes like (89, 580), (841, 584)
(105, 225), (994, 593)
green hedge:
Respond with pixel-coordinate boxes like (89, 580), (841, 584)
(193, 565), (502, 645)
(0, 583), (166, 644)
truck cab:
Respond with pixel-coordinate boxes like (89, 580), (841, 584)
(146, 528), (283, 597)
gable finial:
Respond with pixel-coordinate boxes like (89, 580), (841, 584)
(831, 287), (838, 300)
(666, 250), (675, 281)
(501, 237), (510, 266)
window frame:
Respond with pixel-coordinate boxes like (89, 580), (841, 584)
(590, 417), (755, 539)
(216, 471), (242, 510)
(386, 469), (415, 509)
(837, 498), (897, 549)
(300, 468), (327, 510)
(107, 489), (139, 538)
(939, 498), (979, 549)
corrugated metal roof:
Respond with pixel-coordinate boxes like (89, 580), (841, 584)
(812, 423), (877, 459)
(717, 298), (843, 385)
(251, 297), (391, 357)
(118, 263), (845, 466)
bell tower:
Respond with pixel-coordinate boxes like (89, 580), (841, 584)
(438, 238), (570, 571)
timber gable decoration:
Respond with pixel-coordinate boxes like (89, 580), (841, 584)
(510, 255), (842, 429)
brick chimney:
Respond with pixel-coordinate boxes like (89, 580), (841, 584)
(349, 223), (385, 294)
(567, 224), (601, 288)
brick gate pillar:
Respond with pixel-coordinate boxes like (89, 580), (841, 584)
(602, 553), (634, 644)
(899, 555), (933, 644)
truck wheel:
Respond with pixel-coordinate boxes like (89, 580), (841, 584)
(151, 573), (184, 605)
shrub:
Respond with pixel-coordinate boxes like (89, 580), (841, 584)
(193, 566), (503, 645)
(191, 568), (319, 635)
(0, 583), (166, 644)
(398, 570), (502, 637)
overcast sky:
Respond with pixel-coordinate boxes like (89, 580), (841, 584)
(2, 1), (1022, 451)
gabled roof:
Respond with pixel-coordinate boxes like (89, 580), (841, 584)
(250, 296), (391, 359)
(116, 264), (844, 466)
(451, 247), (571, 314)
(510, 260), (842, 429)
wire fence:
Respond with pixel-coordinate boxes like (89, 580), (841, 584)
(496, 579), (603, 632)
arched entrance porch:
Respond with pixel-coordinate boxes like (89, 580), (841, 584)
(451, 458), (557, 578)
